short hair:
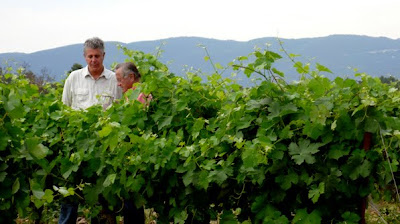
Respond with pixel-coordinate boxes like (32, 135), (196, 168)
(83, 37), (105, 54)
(115, 62), (141, 80)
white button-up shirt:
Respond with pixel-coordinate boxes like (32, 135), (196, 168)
(62, 66), (122, 110)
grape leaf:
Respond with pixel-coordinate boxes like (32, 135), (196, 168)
(289, 139), (321, 165)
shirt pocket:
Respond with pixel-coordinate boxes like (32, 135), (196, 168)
(75, 88), (89, 102)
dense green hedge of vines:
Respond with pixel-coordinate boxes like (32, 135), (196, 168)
(0, 46), (399, 223)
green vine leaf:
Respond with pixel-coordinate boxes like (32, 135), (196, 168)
(103, 174), (117, 187)
(308, 182), (325, 203)
(289, 139), (321, 165)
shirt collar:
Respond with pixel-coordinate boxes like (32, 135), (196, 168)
(83, 66), (111, 80)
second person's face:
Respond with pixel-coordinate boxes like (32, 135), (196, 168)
(115, 68), (137, 93)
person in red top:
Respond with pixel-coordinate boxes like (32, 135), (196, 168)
(114, 62), (149, 223)
(115, 62), (152, 104)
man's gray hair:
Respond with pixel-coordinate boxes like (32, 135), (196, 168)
(115, 62), (141, 80)
(83, 37), (105, 54)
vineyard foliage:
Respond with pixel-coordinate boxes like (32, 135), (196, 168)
(0, 46), (399, 223)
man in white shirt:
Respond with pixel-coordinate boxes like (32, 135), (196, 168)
(62, 37), (121, 110)
(59, 37), (121, 224)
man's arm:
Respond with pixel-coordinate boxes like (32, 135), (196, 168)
(62, 77), (72, 106)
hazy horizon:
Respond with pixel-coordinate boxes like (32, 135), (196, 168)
(2, 0), (400, 54)
(2, 33), (400, 55)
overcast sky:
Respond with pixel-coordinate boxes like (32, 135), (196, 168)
(1, 0), (399, 53)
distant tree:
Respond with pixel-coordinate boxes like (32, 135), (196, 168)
(379, 75), (400, 88)
(0, 67), (8, 84)
(17, 63), (55, 93)
(67, 63), (83, 74)
(24, 70), (36, 82)
(19, 61), (36, 83)
(37, 67), (55, 86)
(0, 64), (14, 83)
(379, 75), (398, 84)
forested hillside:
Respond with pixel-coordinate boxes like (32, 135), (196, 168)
(1, 35), (400, 86)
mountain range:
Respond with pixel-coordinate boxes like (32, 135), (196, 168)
(1, 35), (400, 86)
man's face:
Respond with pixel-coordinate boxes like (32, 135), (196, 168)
(116, 68), (137, 93)
(84, 48), (105, 74)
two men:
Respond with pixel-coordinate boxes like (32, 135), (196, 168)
(60, 37), (145, 223)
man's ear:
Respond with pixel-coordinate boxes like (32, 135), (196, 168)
(129, 73), (136, 81)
